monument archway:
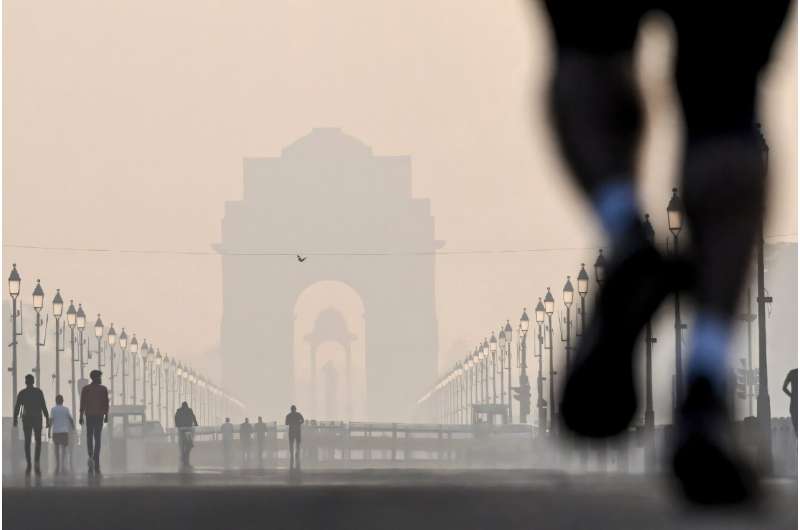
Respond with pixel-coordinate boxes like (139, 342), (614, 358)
(216, 128), (441, 421)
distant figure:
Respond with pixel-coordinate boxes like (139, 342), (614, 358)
(296, 254), (307, 263)
(79, 370), (109, 475)
(221, 418), (234, 469)
(240, 418), (253, 467)
(783, 368), (797, 437)
(49, 394), (75, 474)
(541, 0), (790, 505)
(175, 401), (199, 470)
(254, 416), (267, 468)
(13, 374), (50, 476)
(285, 405), (304, 470)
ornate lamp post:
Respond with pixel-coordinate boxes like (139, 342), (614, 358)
(577, 265), (589, 336)
(561, 277), (575, 372)
(504, 320), (513, 422)
(130, 335), (139, 406)
(154, 348), (162, 423)
(141, 341), (151, 416)
(518, 308), (531, 424)
(489, 333), (498, 404)
(640, 217), (658, 472)
(667, 187), (685, 417)
(498, 328), (507, 411)
(52, 290), (64, 396)
(107, 323), (117, 406)
(482, 338), (490, 403)
(535, 298), (547, 434)
(544, 287), (556, 431)
(76, 304), (87, 385)
(94, 315), (104, 372)
(66, 301), (78, 414)
(118, 329), (128, 404)
(32, 280), (45, 387)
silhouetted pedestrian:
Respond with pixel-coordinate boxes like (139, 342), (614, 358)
(285, 405), (304, 470)
(221, 418), (234, 470)
(175, 401), (199, 470)
(541, 0), (790, 505)
(49, 394), (75, 474)
(783, 368), (797, 437)
(79, 370), (109, 475)
(240, 418), (253, 467)
(13, 374), (50, 476)
(254, 416), (267, 468)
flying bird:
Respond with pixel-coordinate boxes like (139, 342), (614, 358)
(296, 254), (307, 263)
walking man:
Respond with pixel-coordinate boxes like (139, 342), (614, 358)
(13, 374), (50, 476)
(783, 368), (797, 437)
(539, 0), (790, 505)
(175, 401), (199, 470)
(285, 405), (304, 470)
(49, 394), (75, 474)
(79, 370), (109, 475)
(239, 417), (253, 468)
(254, 416), (267, 468)
(221, 418), (234, 470)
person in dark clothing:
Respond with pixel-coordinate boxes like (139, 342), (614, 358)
(13, 374), (50, 476)
(540, 1), (791, 505)
(783, 368), (797, 437)
(79, 370), (109, 475)
(285, 405), (304, 470)
(254, 416), (267, 468)
(239, 418), (253, 467)
(175, 401), (199, 470)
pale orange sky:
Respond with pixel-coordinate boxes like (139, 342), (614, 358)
(3, 1), (796, 421)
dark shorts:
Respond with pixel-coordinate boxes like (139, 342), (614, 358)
(53, 433), (69, 446)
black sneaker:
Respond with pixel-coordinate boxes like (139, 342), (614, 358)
(672, 376), (757, 505)
(560, 241), (679, 438)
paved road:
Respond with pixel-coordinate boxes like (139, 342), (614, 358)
(4, 469), (796, 530)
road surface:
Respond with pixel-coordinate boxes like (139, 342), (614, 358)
(4, 469), (796, 530)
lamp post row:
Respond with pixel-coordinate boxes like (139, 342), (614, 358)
(5, 270), (243, 428)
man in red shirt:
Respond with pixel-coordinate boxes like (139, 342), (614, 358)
(79, 370), (109, 475)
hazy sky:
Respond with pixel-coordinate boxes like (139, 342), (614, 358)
(4, 1), (796, 421)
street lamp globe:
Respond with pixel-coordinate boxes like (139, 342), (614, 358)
(141, 339), (149, 357)
(498, 328), (506, 350)
(504, 320), (513, 344)
(94, 315), (104, 338)
(535, 298), (545, 324)
(107, 323), (117, 346)
(155, 349), (162, 365)
(563, 277), (574, 308)
(32, 280), (44, 312)
(543, 288), (555, 315)
(66, 301), (77, 328)
(594, 250), (607, 286)
(667, 187), (684, 237)
(76, 305), (86, 330)
(8, 264), (21, 298)
(489, 332), (497, 353)
(130, 334), (139, 355)
(519, 308), (530, 336)
(482, 338), (490, 357)
(52, 289), (64, 318)
(119, 328), (128, 350)
(577, 264), (589, 298)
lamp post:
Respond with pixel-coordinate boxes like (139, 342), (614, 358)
(544, 287), (556, 432)
(535, 299), (547, 435)
(8, 264), (21, 473)
(76, 305), (86, 384)
(489, 333), (498, 405)
(119, 329), (128, 404)
(562, 276), (574, 372)
(149, 346), (156, 421)
(639, 217), (658, 472)
(52, 289), (64, 396)
(498, 328), (506, 412)
(155, 350), (163, 424)
(504, 320), (513, 423)
(107, 324), (116, 406)
(755, 123), (773, 473)
(141, 341), (150, 416)
(482, 338), (490, 403)
(130, 335), (139, 407)
(667, 187), (685, 417)
(577, 265), (589, 336)
(33, 280), (44, 387)
(94, 315), (104, 372)
(66, 301), (77, 414)
(518, 309), (531, 424)
(594, 250), (609, 470)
